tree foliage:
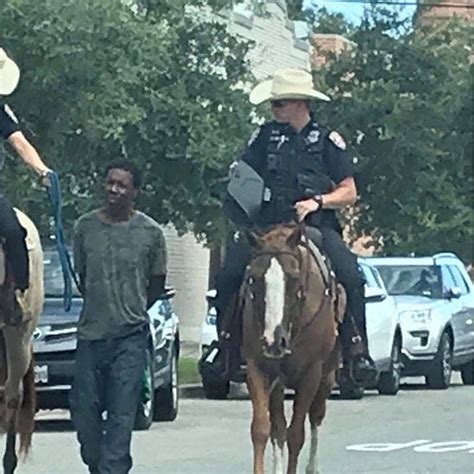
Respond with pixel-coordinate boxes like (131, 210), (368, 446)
(286, 0), (305, 21)
(1, 0), (254, 243)
(315, 8), (473, 262)
(312, 7), (356, 36)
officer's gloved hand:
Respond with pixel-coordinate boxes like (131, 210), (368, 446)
(39, 169), (53, 188)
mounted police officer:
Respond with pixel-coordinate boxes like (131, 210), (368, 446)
(214, 68), (377, 383)
(0, 47), (51, 299)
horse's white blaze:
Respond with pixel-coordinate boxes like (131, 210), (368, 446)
(264, 257), (285, 345)
(272, 440), (284, 474)
(306, 426), (321, 474)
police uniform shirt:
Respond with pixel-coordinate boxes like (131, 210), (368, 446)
(0, 103), (20, 140)
(242, 119), (354, 186)
(0, 103), (20, 172)
(241, 118), (354, 230)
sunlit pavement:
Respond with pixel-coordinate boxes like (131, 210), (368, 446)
(14, 373), (474, 474)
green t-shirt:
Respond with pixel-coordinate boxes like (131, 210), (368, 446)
(73, 210), (167, 340)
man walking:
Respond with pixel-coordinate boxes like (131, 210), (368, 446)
(71, 160), (167, 474)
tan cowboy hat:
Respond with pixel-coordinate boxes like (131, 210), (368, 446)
(249, 68), (330, 105)
(0, 48), (20, 96)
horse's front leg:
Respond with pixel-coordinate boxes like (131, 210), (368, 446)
(270, 384), (286, 474)
(306, 369), (336, 474)
(246, 359), (271, 474)
(287, 363), (323, 474)
(3, 432), (17, 474)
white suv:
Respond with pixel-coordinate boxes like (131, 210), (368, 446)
(369, 253), (474, 389)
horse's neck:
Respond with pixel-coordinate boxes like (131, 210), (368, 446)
(298, 244), (329, 313)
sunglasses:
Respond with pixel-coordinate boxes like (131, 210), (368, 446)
(270, 99), (292, 108)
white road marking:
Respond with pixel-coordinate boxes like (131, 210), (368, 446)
(347, 439), (474, 454)
(414, 441), (474, 453)
(347, 440), (431, 452)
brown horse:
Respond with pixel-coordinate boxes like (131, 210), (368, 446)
(0, 210), (43, 474)
(242, 224), (345, 474)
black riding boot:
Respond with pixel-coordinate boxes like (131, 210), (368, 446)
(318, 226), (377, 384)
(344, 284), (377, 384)
(4, 227), (29, 292)
(0, 196), (29, 292)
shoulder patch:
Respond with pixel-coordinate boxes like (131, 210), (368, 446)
(3, 104), (19, 124)
(247, 127), (261, 147)
(329, 131), (346, 151)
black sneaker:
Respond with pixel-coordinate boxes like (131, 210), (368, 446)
(352, 355), (378, 383)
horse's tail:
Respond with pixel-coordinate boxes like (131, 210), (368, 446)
(17, 355), (36, 458)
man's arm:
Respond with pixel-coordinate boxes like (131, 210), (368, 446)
(7, 131), (50, 176)
(319, 176), (357, 209)
(295, 130), (357, 221)
(241, 125), (268, 174)
(147, 227), (167, 309)
(147, 275), (166, 310)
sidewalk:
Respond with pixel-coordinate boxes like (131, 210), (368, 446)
(180, 340), (200, 359)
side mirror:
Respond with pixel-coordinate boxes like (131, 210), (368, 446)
(160, 287), (176, 300)
(206, 289), (217, 301)
(364, 286), (387, 303)
(447, 287), (462, 299)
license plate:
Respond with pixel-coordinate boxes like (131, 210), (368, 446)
(34, 365), (49, 384)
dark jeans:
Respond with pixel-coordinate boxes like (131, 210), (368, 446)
(69, 327), (148, 474)
(215, 226), (368, 353)
(0, 194), (29, 290)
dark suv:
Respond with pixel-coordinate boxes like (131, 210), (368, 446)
(33, 248), (180, 429)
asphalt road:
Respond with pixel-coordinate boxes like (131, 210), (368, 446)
(10, 374), (474, 474)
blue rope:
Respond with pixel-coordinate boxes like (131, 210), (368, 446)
(46, 171), (79, 311)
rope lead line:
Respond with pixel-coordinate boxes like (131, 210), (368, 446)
(46, 171), (80, 311)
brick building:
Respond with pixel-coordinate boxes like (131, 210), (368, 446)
(311, 33), (355, 68)
(417, 0), (473, 23)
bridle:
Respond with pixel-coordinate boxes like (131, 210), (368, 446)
(245, 239), (334, 351)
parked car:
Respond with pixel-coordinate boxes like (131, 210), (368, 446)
(33, 247), (180, 429)
(199, 259), (403, 400)
(369, 252), (474, 389)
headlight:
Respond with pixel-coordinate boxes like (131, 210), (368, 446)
(205, 307), (217, 326)
(401, 309), (432, 324)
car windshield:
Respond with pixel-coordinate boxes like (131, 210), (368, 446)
(375, 264), (442, 298)
(44, 248), (81, 297)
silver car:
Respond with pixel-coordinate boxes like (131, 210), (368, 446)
(369, 253), (474, 389)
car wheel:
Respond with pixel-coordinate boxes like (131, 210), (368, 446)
(460, 360), (474, 385)
(134, 348), (155, 431)
(377, 337), (402, 396)
(426, 331), (452, 390)
(153, 345), (179, 422)
(202, 376), (230, 400)
(338, 378), (364, 400)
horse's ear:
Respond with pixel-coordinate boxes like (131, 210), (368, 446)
(246, 230), (264, 249)
(286, 224), (303, 248)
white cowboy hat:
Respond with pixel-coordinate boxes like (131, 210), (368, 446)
(0, 48), (20, 96)
(249, 68), (330, 105)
